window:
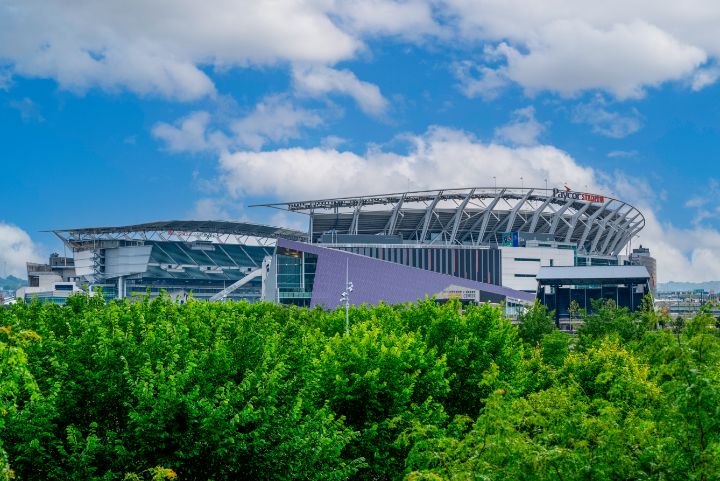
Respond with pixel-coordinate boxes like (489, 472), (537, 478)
(514, 274), (537, 278)
(513, 257), (540, 262)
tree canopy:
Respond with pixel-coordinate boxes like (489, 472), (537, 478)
(0, 294), (718, 480)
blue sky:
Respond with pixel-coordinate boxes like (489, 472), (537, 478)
(1, 0), (720, 282)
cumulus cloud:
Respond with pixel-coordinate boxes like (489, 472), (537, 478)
(3, 0), (720, 102)
(453, 61), (509, 100)
(292, 65), (389, 116)
(189, 198), (248, 221)
(0, 0), (360, 100)
(494, 106), (545, 145)
(153, 111), (216, 153)
(218, 126), (599, 200)
(230, 95), (324, 150)
(153, 96), (325, 152)
(491, 20), (705, 99)
(0, 0), (440, 102)
(571, 96), (643, 138)
(332, 0), (440, 38)
(683, 178), (720, 226)
(0, 222), (43, 277)
(445, 1), (720, 97)
(639, 210), (720, 282)
(691, 65), (720, 91)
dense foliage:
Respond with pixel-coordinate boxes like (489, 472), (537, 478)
(1, 294), (719, 480)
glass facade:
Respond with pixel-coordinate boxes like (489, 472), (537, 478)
(275, 247), (318, 307)
(539, 283), (647, 330)
(575, 256), (620, 266)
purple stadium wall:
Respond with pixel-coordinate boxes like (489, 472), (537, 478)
(276, 239), (535, 309)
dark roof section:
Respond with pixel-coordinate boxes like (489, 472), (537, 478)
(536, 266), (650, 285)
(49, 220), (308, 242)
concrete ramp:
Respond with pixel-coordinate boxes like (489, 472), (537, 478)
(209, 268), (262, 301)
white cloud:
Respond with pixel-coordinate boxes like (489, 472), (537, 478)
(8, 97), (44, 122)
(0, 68), (11, 91)
(0, 222), (43, 278)
(496, 20), (705, 99)
(683, 178), (720, 226)
(691, 65), (720, 91)
(219, 126), (598, 199)
(4, 1), (720, 102)
(453, 61), (508, 100)
(189, 198), (249, 221)
(445, 2), (720, 98)
(231, 95), (324, 150)
(332, 0), (440, 38)
(153, 96), (324, 152)
(571, 96), (643, 138)
(320, 135), (347, 149)
(0, 0), (359, 100)
(607, 150), (638, 158)
(292, 65), (389, 116)
(637, 210), (720, 282)
(494, 106), (544, 145)
(153, 111), (217, 153)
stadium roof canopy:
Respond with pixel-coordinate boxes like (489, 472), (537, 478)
(536, 265), (651, 285)
(252, 186), (645, 256)
(50, 220), (308, 247)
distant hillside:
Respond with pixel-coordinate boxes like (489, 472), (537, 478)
(658, 281), (720, 292)
(0, 275), (27, 291)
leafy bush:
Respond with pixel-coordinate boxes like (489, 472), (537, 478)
(1, 293), (719, 480)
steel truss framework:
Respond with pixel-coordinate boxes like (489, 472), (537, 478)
(50, 220), (308, 249)
(253, 187), (645, 256)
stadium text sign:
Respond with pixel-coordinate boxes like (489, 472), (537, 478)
(552, 188), (605, 203)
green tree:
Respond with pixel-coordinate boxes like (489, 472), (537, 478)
(312, 321), (449, 480)
(517, 301), (556, 347)
(0, 325), (41, 481)
(642, 306), (720, 481)
(578, 297), (653, 349)
(407, 339), (663, 481)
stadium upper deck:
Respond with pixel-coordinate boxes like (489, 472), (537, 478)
(253, 187), (645, 256)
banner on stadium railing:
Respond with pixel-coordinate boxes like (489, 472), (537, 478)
(552, 188), (605, 203)
(501, 232), (519, 247)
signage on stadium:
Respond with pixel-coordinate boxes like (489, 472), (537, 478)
(552, 188), (605, 203)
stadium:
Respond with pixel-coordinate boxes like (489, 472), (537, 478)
(19, 186), (653, 314)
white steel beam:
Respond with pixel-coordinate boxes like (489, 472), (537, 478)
(564, 202), (591, 242)
(598, 204), (629, 254)
(418, 190), (443, 242)
(449, 189), (475, 244)
(349, 201), (363, 235)
(590, 201), (625, 254)
(474, 188), (506, 245)
(504, 189), (534, 232)
(577, 202), (609, 253)
(608, 212), (642, 255)
(527, 195), (554, 233)
(384, 194), (406, 235)
(549, 198), (575, 234)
